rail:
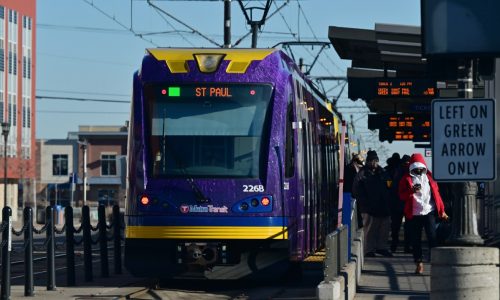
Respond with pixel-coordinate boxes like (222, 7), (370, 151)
(323, 198), (360, 282)
(0, 204), (124, 299)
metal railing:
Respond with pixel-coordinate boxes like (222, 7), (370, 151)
(0, 205), (124, 299)
(323, 199), (359, 282)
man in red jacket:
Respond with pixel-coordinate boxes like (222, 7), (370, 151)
(398, 153), (449, 274)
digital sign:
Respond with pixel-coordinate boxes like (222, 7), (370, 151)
(378, 129), (430, 142)
(348, 78), (437, 101)
(376, 80), (435, 97)
(154, 83), (272, 100)
(368, 113), (431, 142)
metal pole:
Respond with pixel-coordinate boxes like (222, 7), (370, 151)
(3, 133), (7, 208)
(24, 207), (34, 296)
(70, 173), (74, 208)
(46, 206), (56, 290)
(65, 206), (75, 286)
(223, 0), (231, 48)
(98, 205), (109, 277)
(83, 144), (87, 206)
(82, 205), (93, 281)
(1, 207), (12, 300)
(113, 205), (122, 274)
(251, 22), (258, 48)
(449, 59), (484, 246)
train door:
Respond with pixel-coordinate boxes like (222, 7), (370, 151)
(292, 79), (306, 258)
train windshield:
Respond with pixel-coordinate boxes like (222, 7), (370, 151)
(146, 83), (273, 178)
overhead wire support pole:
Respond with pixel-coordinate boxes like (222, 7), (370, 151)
(223, 0), (231, 48)
(236, 0), (274, 48)
(233, 0), (288, 47)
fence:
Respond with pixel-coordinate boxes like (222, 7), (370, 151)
(0, 205), (123, 299)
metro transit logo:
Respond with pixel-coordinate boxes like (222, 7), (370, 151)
(179, 204), (228, 214)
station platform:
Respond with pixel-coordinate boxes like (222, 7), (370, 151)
(355, 251), (430, 300)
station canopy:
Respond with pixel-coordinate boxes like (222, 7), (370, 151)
(328, 23), (487, 143)
(328, 23), (485, 114)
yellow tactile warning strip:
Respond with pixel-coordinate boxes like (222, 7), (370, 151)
(303, 250), (326, 262)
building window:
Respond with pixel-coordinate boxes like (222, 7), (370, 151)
(98, 189), (117, 206)
(101, 154), (117, 176)
(52, 154), (68, 176)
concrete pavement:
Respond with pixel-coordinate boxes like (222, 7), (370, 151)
(355, 251), (430, 300)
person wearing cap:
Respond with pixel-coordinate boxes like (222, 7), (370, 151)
(352, 150), (392, 257)
(398, 153), (449, 274)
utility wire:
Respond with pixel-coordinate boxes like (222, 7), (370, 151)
(37, 89), (130, 98)
(82, 0), (159, 46)
(149, 4), (197, 47)
(146, 0), (222, 47)
(36, 95), (130, 104)
(37, 110), (129, 115)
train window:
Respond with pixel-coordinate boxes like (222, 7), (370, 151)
(146, 83), (273, 178)
(285, 101), (295, 178)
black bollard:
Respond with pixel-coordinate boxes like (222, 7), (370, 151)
(1, 207), (12, 300)
(98, 205), (109, 277)
(24, 207), (34, 296)
(65, 207), (75, 286)
(82, 206), (93, 281)
(46, 206), (56, 290)
(113, 205), (122, 274)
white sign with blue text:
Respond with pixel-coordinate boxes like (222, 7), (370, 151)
(432, 98), (496, 181)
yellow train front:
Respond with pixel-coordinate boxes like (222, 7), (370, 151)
(125, 48), (343, 279)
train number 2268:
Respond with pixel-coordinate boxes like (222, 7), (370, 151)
(243, 185), (265, 192)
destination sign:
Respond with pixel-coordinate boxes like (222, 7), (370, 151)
(348, 77), (437, 101)
(152, 83), (273, 100)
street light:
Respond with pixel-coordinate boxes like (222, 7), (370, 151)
(1, 122), (10, 208)
(77, 139), (88, 207)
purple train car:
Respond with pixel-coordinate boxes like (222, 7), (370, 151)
(125, 48), (346, 279)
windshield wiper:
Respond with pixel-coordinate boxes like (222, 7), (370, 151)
(160, 113), (210, 204)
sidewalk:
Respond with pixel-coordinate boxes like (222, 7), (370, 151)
(355, 251), (430, 300)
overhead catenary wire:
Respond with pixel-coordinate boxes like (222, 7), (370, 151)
(36, 95), (130, 104)
(81, 0), (159, 46)
(146, 0), (222, 47)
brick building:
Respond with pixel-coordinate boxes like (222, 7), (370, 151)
(0, 0), (36, 215)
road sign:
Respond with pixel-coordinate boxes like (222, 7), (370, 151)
(432, 98), (496, 181)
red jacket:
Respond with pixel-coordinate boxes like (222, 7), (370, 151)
(398, 153), (445, 220)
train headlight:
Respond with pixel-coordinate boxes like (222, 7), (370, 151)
(140, 195), (150, 206)
(261, 197), (270, 206)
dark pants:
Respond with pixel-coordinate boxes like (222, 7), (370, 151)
(391, 212), (410, 250)
(408, 212), (437, 263)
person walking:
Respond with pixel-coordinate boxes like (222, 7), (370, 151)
(352, 150), (392, 257)
(398, 153), (449, 274)
(344, 153), (364, 228)
(390, 154), (412, 253)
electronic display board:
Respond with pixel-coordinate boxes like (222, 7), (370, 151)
(348, 78), (436, 101)
(368, 113), (431, 142)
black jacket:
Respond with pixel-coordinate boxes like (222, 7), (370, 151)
(352, 166), (391, 217)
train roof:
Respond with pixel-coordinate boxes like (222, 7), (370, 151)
(144, 47), (343, 120)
